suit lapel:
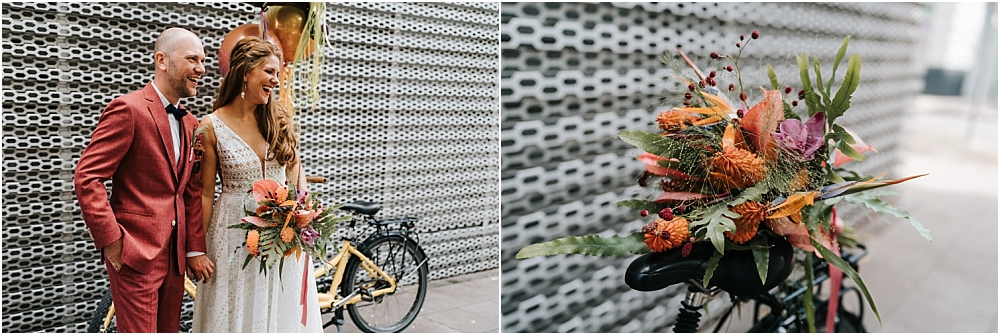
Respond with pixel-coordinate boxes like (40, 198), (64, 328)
(176, 110), (193, 185)
(143, 84), (179, 183)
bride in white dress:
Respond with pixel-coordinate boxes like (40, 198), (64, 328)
(191, 37), (322, 333)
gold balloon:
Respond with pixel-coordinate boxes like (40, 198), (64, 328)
(264, 5), (314, 64)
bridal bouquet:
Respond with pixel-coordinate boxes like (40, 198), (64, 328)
(228, 179), (349, 276)
(516, 32), (929, 328)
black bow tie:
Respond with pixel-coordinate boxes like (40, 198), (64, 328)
(166, 104), (188, 120)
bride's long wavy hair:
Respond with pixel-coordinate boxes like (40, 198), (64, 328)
(213, 37), (298, 167)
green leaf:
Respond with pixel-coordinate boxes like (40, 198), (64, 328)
(618, 130), (704, 171)
(750, 235), (769, 285)
(813, 56), (830, 106)
(767, 64), (780, 90)
(843, 192), (933, 241)
(811, 237), (881, 325)
(691, 204), (739, 254)
(242, 253), (253, 270)
(797, 52), (820, 115)
(702, 250), (724, 287)
(515, 233), (650, 259)
(837, 140), (866, 161)
(827, 36), (851, 96)
(803, 254), (817, 333)
(827, 54), (862, 124)
(782, 101), (799, 120)
(617, 200), (660, 212)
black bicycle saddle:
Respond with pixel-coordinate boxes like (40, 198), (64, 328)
(625, 234), (794, 297)
(343, 200), (381, 215)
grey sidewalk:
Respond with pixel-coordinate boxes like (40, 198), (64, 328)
(324, 268), (500, 333)
(854, 95), (998, 332)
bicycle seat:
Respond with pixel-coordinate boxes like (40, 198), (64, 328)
(625, 234), (794, 297)
(343, 200), (381, 215)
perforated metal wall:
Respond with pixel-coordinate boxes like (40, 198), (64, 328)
(500, 2), (927, 332)
(2, 2), (499, 332)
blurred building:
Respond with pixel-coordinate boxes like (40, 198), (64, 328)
(500, 2), (930, 332)
(2, 3), (499, 332)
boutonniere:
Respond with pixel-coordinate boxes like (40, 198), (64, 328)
(189, 125), (208, 173)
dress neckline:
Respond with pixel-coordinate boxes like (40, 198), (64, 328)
(211, 113), (268, 179)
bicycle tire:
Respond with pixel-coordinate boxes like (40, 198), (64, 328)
(342, 234), (429, 333)
(86, 289), (116, 333)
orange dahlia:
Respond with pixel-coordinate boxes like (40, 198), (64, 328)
(643, 217), (691, 252)
(246, 229), (261, 256)
(708, 146), (766, 189)
(724, 201), (768, 243)
(655, 110), (696, 132)
(280, 226), (296, 243)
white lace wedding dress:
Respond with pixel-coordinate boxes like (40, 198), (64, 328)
(192, 114), (323, 333)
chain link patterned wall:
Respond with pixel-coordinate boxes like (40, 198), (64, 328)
(2, 2), (499, 332)
(500, 2), (927, 332)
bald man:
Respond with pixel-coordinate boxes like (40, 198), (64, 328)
(75, 27), (214, 332)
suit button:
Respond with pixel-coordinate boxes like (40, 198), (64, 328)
(171, 220), (176, 227)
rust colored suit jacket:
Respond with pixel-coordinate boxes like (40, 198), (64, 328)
(75, 82), (207, 275)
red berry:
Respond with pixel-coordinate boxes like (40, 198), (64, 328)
(642, 221), (658, 234)
(791, 100), (798, 107)
(739, 92), (747, 101)
(710, 51), (720, 59)
(736, 42), (741, 48)
(728, 83), (735, 92)
(688, 84), (696, 92)
(707, 78), (716, 86)
(736, 109), (744, 118)
(740, 34), (745, 41)
(658, 207), (674, 221)
(726, 65), (734, 72)
(640, 210), (649, 217)
(659, 230), (672, 240)
(698, 81), (706, 88)
(638, 170), (651, 187)
(684, 92), (693, 99)
(785, 86), (792, 94)
(751, 30), (760, 39)
(709, 71), (716, 78)
(681, 242), (693, 257)
(677, 205), (687, 213)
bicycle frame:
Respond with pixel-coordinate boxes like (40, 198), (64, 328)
(314, 239), (397, 310)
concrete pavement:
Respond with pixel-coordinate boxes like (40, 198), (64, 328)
(854, 95), (998, 332)
(324, 268), (500, 333)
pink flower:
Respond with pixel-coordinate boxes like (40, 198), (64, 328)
(772, 111), (825, 161)
(292, 209), (318, 229)
(299, 226), (319, 246)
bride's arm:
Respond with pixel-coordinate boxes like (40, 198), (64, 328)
(287, 152), (307, 193)
(199, 117), (220, 232)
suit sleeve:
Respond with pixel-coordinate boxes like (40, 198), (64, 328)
(184, 120), (208, 253)
(74, 99), (134, 249)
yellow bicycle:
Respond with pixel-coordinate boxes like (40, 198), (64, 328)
(87, 196), (430, 333)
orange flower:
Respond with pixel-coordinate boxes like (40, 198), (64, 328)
(725, 201), (768, 243)
(246, 229), (260, 256)
(643, 217), (691, 252)
(655, 110), (697, 132)
(789, 167), (810, 192)
(280, 226), (295, 243)
(708, 146), (766, 189)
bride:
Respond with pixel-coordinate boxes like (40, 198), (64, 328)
(191, 37), (322, 332)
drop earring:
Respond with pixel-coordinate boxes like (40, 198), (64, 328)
(240, 83), (246, 99)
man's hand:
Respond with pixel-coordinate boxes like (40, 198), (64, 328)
(104, 237), (124, 272)
(186, 255), (215, 283)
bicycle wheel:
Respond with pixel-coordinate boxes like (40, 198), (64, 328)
(342, 234), (428, 333)
(86, 288), (116, 333)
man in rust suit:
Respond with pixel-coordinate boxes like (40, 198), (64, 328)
(75, 27), (215, 332)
